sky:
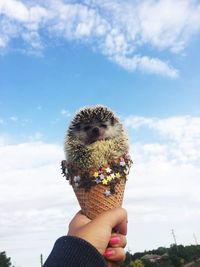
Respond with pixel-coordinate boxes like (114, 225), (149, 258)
(0, 0), (200, 266)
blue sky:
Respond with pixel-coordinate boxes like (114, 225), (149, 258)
(1, 41), (200, 144)
(0, 1), (200, 267)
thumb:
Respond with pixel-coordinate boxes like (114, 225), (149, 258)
(68, 211), (91, 235)
(92, 208), (127, 235)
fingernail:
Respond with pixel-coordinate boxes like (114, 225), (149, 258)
(103, 249), (115, 258)
(109, 236), (120, 245)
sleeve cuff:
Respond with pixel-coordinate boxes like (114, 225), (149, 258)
(44, 236), (107, 267)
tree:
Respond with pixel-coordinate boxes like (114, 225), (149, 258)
(130, 259), (145, 267)
(0, 252), (12, 267)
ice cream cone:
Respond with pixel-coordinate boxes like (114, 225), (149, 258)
(72, 178), (126, 220)
(61, 154), (132, 220)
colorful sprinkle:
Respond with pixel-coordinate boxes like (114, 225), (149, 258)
(93, 171), (99, 178)
(99, 174), (105, 180)
(120, 161), (126, 166)
(61, 154), (133, 197)
(124, 167), (129, 174)
(115, 172), (121, 179)
(105, 167), (112, 173)
(104, 190), (111, 197)
(110, 173), (115, 179)
(95, 178), (101, 184)
(102, 179), (108, 185)
(74, 176), (81, 182)
(128, 161), (132, 167)
(106, 176), (112, 182)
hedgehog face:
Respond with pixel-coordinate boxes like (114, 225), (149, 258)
(68, 106), (123, 145)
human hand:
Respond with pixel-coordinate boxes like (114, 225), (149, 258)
(68, 207), (127, 266)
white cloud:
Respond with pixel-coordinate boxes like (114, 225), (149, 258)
(60, 109), (71, 117)
(0, 141), (76, 266)
(1, 115), (200, 265)
(123, 115), (200, 250)
(1, 0), (200, 76)
(113, 55), (178, 78)
(10, 116), (18, 122)
(29, 131), (44, 140)
(135, 0), (200, 53)
(125, 115), (200, 164)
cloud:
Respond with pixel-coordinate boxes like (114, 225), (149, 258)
(113, 55), (178, 77)
(124, 115), (200, 232)
(0, 140), (77, 266)
(28, 131), (44, 141)
(125, 115), (200, 164)
(1, 115), (200, 265)
(123, 115), (200, 249)
(10, 116), (18, 122)
(60, 109), (71, 117)
(1, 0), (200, 77)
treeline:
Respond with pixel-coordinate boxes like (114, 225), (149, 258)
(121, 244), (200, 267)
(0, 251), (14, 267)
(1, 244), (200, 267)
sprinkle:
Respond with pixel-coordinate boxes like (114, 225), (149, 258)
(95, 178), (101, 184)
(104, 190), (111, 197)
(124, 167), (129, 174)
(102, 179), (108, 185)
(93, 171), (99, 178)
(106, 176), (112, 182)
(99, 174), (105, 180)
(125, 154), (131, 159)
(115, 172), (121, 179)
(74, 176), (81, 182)
(128, 160), (132, 167)
(110, 173), (115, 179)
(62, 154), (132, 194)
(105, 167), (111, 173)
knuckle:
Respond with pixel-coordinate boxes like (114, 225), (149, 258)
(122, 236), (127, 248)
(117, 248), (126, 262)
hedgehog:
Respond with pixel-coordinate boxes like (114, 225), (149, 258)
(64, 105), (129, 170)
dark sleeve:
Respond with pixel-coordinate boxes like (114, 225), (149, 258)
(43, 236), (107, 267)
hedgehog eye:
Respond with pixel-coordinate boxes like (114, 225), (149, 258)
(110, 117), (115, 125)
(75, 125), (81, 131)
(84, 125), (91, 131)
(100, 124), (107, 128)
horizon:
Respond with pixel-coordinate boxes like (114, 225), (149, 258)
(0, 1), (200, 266)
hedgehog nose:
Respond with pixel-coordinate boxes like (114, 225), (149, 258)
(92, 127), (100, 136)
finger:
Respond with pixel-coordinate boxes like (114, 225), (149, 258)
(93, 208), (127, 235)
(104, 247), (126, 263)
(109, 233), (127, 248)
(68, 211), (91, 234)
(113, 217), (127, 236)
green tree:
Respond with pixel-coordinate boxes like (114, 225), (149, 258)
(130, 259), (145, 267)
(0, 252), (12, 267)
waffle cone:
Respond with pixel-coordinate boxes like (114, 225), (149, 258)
(72, 179), (126, 220)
